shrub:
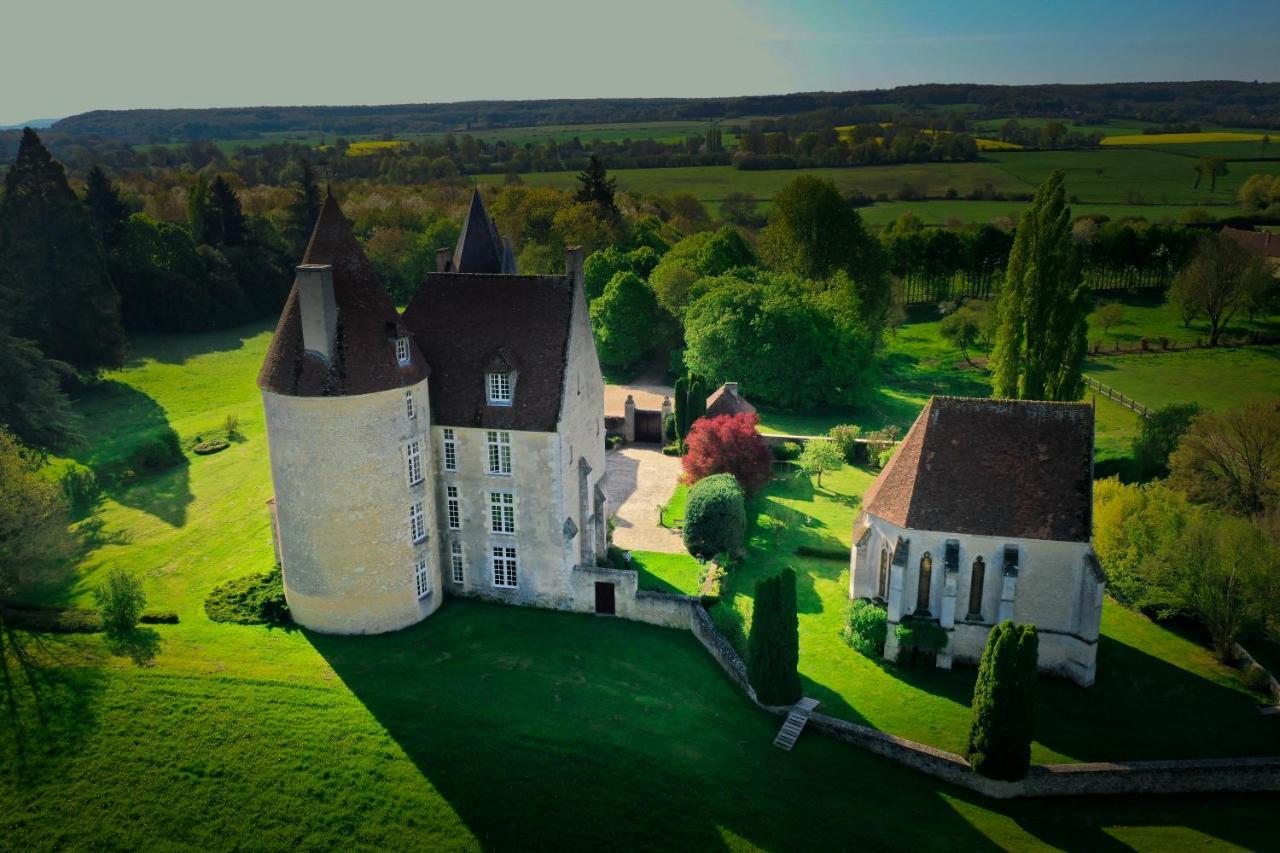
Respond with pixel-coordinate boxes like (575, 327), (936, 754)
(746, 568), (802, 706)
(708, 600), (746, 654)
(60, 463), (100, 514)
(93, 568), (147, 636)
(876, 447), (896, 469)
(894, 616), (949, 668)
(128, 432), (183, 472)
(965, 621), (1039, 781)
(204, 565), (291, 625)
(139, 610), (180, 624)
(682, 473), (746, 559)
(683, 412), (773, 496)
(0, 602), (101, 633)
(844, 599), (887, 657)
(772, 441), (802, 462)
(661, 440), (683, 456)
(663, 412), (678, 443)
(223, 413), (240, 435)
(192, 438), (230, 455)
(828, 424), (865, 464)
(864, 426), (900, 467)
(605, 435), (623, 450)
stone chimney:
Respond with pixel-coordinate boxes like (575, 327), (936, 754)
(564, 245), (584, 291)
(296, 264), (337, 362)
(725, 382), (739, 398)
(435, 248), (452, 273)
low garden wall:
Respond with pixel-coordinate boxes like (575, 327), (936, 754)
(618, 585), (1280, 799)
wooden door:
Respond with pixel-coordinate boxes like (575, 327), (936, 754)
(594, 581), (616, 615)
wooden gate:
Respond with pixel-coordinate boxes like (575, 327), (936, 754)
(635, 410), (663, 444)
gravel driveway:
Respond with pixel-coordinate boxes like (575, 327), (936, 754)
(606, 446), (685, 554)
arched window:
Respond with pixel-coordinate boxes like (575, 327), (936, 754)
(877, 547), (889, 600)
(968, 556), (986, 620)
(916, 553), (933, 614)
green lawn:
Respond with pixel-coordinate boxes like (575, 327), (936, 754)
(857, 199), (1238, 229)
(1087, 348), (1280, 414)
(631, 549), (704, 595)
(659, 482), (689, 528)
(718, 466), (1280, 765)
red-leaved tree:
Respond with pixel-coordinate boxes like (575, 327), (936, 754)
(683, 413), (773, 496)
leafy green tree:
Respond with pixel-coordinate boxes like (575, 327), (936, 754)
(582, 245), (661, 303)
(798, 439), (844, 487)
(1193, 157), (1229, 192)
(1170, 399), (1280, 516)
(94, 568), (147, 637)
(648, 226), (756, 317)
(758, 175), (889, 327)
(0, 326), (80, 449)
(1170, 233), (1271, 346)
(747, 568), (803, 706)
(1133, 403), (1200, 481)
(0, 129), (126, 371)
(683, 273), (875, 410)
(965, 621), (1039, 781)
(990, 171), (1088, 401)
(0, 428), (70, 603)
(589, 271), (665, 369)
(574, 155), (619, 221)
(827, 424), (863, 464)
(939, 301), (986, 367)
(1093, 301), (1126, 338)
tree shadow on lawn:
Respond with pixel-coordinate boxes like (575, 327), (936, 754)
(68, 381), (193, 528)
(307, 599), (1003, 851)
(121, 318), (272, 368)
(0, 624), (104, 780)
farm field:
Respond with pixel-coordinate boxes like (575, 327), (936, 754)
(1087, 348), (1280, 415)
(11, 326), (1280, 848)
(1102, 132), (1268, 146)
(856, 199), (1217, 228)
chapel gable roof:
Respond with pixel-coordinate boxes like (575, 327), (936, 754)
(400, 272), (574, 431)
(257, 193), (426, 397)
(862, 396), (1094, 543)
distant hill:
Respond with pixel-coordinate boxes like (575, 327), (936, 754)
(47, 82), (1280, 143)
(0, 118), (60, 131)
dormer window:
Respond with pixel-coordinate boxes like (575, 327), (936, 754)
(487, 372), (512, 406)
(395, 337), (411, 366)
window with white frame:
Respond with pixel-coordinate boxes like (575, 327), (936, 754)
(446, 485), (460, 530)
(489, 491), (515, 534)
(491, 545), (518, 588)
(442, 428), (457, 472)
(486, 430), (512, 475)
(450, 541), (464, 583)
(487, 372), (512, 405)
(414, 558), (430, 598)
(395, 337), (411, 365)
(405, 390), (415, 420)
(406, 440), (423, 486)
(409, 502), (426, 543)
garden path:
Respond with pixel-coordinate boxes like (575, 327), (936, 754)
(606, 446), (685, 554)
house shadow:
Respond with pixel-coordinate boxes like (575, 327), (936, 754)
(0, 624), (104, 780)
(603, 447), (641, 529)
(307, 599), (1001, 851)
(67, 381), (192, 528)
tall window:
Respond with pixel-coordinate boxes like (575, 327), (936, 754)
(406, 440), (423, 486)
(451, 541), (464, 583)
(877, 547), (889, 600)
(409, 502), (426, 543)
(442, 428), (457, 472)
(405, 390), (415, 420)
(414, 558), (430, 598)
(446, 486), (460, 530)
(487, 372), (512, 405)
(487, 430), (512, 475)
(490, 491), (515, 534)
(492, 545), (518, 588)
(916, 553), (933, 614)
(967, 556), (986, 620)
(395, 337), (411, 366)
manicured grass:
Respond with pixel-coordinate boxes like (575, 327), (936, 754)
(631, 550), (704, 596)
(1086, 290), (1280, 350)
(719, 466), (1280, 764)
(659, 482), (689, 528)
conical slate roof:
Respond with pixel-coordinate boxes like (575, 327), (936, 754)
(862, 397), (1094, 543)
(452, 189), (504, 273)
(257, 193), (427, 397)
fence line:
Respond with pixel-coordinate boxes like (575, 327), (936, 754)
(1085, 376), (1152, 418)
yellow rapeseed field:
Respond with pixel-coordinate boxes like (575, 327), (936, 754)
(346, 140), (407, 156)
(1101, 132), (1266, 146)
(975, 137), (1022, 151)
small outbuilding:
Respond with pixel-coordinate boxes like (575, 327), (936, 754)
(705, 382), (757, 419)
(849, 396), (1105, 686)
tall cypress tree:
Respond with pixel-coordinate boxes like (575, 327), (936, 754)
(0, 129), (125, 371)
(747, 568), (802, 706)
(574, 155), (619, 221)
(990, 171), (1088, 401)
(965, 621), (1039, 781)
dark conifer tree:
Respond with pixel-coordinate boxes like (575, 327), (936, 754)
(204, 176), (247, 247)
(747, 568), (803, 706)
(0, 129), (125, 371)
(574, 154), (619, 220)
(84, 165), (129, 253)
(289, 156), (323, 254)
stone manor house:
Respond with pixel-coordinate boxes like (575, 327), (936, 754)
(258, 190), (609, 633)
(850, 396), (1106, 686)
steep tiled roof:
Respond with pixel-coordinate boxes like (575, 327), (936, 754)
(257, 194), (427, 397)
(452, 190), (504, 273)
(1222, 226), (1280, 260)
(400, 272), (574, 431)
(863, 397), (1094, 543)
(706, 383), (757, 419)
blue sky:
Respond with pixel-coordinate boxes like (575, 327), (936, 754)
(2, 0), (1277, 125)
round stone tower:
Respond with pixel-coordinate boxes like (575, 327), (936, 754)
(257, 195), (442, 634)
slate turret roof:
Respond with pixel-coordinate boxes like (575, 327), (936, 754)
(257, 193), (427, 397)
(452, 189), (505, 273)
(862, 396), (1095, 543)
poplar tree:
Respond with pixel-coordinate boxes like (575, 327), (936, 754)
(990, 171), (1088, 401)
(0, 129), (125, 371)
(747, 568), (803, 706)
